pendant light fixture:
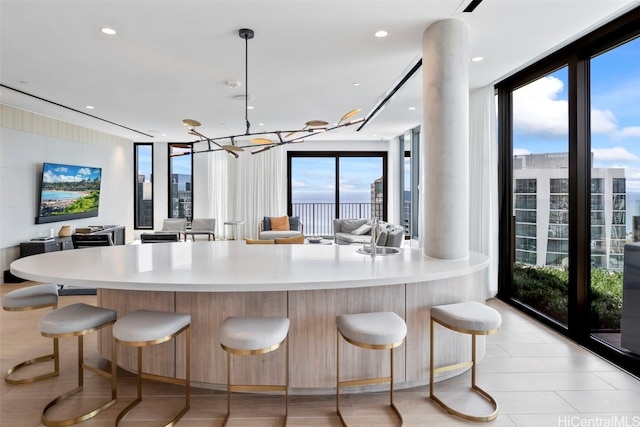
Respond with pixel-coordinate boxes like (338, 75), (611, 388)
(182, 28), (364, 157)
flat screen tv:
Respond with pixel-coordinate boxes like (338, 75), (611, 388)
(35, 162), (102, 224)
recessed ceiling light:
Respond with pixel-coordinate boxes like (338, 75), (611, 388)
(353, 82), (360, 86)
(101, 27), (117, 35)
(408, 107), (416, 110)
(86, 105), (94, 109)
(247, 106), (254, 110)
(471, 56), (484, 62)
(374, 30), (388, 38)
(258, 123), (264, 126)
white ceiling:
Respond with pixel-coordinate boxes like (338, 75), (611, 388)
(1, 0), (639, 145)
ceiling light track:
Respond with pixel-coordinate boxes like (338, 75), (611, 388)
(463, 0), (484, 13)
(356, 57), (422, 132)
(182, 28), (362, 157)
(0, 84), (154, 138)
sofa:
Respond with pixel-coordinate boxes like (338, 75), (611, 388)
(258, 215), (303, 240)
(333, 218), (404, 247)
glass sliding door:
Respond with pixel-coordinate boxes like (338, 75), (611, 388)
(338, 156), (384, 220)
(290, 156), (336, 237)
(288, 152), (387, 238)
(511, 67), (570, 326)
(589, 36), (640, 351)
(499, 9), (640, 375)
(168, 143), (193, 221)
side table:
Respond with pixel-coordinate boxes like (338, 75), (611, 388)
(223, 221), (245, 240)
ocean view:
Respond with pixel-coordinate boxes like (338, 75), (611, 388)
(41, 190), (88, 201)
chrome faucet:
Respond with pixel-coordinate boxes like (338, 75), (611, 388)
(370, 217), (378, 257)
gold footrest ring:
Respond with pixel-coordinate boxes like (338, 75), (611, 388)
(430, 384), (499, 422)
(42, 385), (117, 427)
(4, 352), (59, 384)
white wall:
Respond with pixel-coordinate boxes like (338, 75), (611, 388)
(0, 105), (133, 273)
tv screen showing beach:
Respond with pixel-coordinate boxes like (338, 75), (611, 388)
(35, 163), (102, 224)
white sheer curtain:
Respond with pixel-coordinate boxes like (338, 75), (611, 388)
(205, 151), (230, 239)
(469, 85), (499, 298)
(234, 148), (286, 239)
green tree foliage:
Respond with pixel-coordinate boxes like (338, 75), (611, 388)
(61, 190), (100, 214)
(513, 264), (623, 330)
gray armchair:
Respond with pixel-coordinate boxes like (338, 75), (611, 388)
(184, 218), (216, 241)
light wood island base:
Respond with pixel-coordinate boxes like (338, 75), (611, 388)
(97, 271), (486, 394)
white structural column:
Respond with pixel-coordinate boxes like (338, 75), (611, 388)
(421, 19), (470, 260)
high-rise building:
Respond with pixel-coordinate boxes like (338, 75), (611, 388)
(513, 153), (626, 270)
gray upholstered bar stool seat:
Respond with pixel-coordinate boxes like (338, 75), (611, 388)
(219, 316), (290, 427)
(336, 311), (407, 427)
(113, 310), (191, 427)
(39, 302), (117, 427)
(430, 301), (502, 422)
(2, 283), (59, 384)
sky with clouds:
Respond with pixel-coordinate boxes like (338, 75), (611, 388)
(512, 36), (640, 191)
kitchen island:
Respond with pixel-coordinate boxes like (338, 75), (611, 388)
(11, 240), (489, 393)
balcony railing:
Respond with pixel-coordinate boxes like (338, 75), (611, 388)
(291, 202), (410, 237)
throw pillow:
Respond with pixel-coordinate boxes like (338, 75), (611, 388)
(341, 219), (369, 233)
(351, 224), (371, 235)
(289, 216), (300, 231)
(271, 215), (290, 231)
(262, 216), (272, 231)
(275, 235), (305, 244)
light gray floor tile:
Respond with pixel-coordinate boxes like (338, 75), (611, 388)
(556, 390), (640, 413)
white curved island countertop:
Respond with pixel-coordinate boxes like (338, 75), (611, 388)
(10, 240), (489, 292)
(10, 240), (491, 392)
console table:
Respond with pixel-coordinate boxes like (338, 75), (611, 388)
(19, 236), (73, 257)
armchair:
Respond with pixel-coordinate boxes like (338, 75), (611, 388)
(184, 218), (216, 241)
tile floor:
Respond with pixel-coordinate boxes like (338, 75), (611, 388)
(1, 283), (639, 426)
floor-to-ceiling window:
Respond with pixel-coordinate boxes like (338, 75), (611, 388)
(498, 8), (640, 376)
(589, 35), (640, 351)
(168, 143), (193, 221)
(511, 68), (570, 326)
(287, 152), (386, 237)
(134, 143), (153, 229)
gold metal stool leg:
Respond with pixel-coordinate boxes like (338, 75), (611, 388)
(41, 325), (117, 427)
(4, 303), (60, 385)
(221, 336), (289, 427)
(115, 325), (190, 427)
(429, 316), (499, 422)
(5, 337), (59, 384)
(336, 329), (403, 427)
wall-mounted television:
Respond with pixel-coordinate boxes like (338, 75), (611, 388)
(35, 162), (102, 224)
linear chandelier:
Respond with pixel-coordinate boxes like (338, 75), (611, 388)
(182, 28), (364, 158)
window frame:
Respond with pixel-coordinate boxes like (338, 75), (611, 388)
(496, 7), (640, 376)
(133, 142), (154, 230)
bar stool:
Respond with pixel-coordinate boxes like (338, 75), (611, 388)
(430, 301), (502, 422)
(336, 311), (407, 427)
(112, 310), (191, 426)
(219, 316), (290, 427)
(2, 283), (59, 384)
(39, 302), (117, 427)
